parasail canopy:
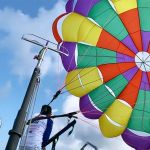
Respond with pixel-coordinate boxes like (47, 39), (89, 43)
(52, 0), (150, 149)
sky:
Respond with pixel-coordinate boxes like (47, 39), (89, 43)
(0, 0), (134, 150)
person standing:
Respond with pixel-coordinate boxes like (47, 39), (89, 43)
(19, 105), (53, 150)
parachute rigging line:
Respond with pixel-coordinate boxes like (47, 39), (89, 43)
(49, 57), (102, 105)
(61, 66), (135, 95)
(48, 89), (62, 105)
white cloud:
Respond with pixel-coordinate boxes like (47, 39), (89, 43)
(0, 81), (12, 98)
(48, 95), (133, 150)
(0, 1), (66, 79)
(62, 95), (79, 113)
(52, 108), (58, 114)
(0, 119), (2, 128)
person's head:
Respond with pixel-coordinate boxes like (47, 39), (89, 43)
(40, 105), (52, 116)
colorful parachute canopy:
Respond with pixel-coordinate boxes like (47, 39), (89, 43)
(52, 0), (150, 149)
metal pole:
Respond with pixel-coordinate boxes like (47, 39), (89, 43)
(80, 142), (98, 150)
(6, 43), (48, 150)
(45, 120), (76, 147)
(6, 67), (40, 150)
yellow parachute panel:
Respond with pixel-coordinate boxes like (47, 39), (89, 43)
(65, 67), (103, 97)
(62, 13), (102, 45)
(111, 0), (137, 14)
(99, 99), (132, 137)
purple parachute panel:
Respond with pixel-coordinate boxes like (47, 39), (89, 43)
(122, 35), (138, 54)
(122, 129), (150, 150)
(65, 0), (75, 13)
(60, 42), (77, 71)
(80, 95), (102, 119)
(65, 0), (100, 16)
(142, 31), (150, 51)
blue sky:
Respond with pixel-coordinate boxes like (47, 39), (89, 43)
(0, 0), (133, 150)
(0, 0), (58, 17)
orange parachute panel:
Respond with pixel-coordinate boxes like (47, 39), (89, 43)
(97, 30), (135, 57)
(119, 8), (142, 51)
(98, 62), (136, 83)
(118, 70), (142, 107)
